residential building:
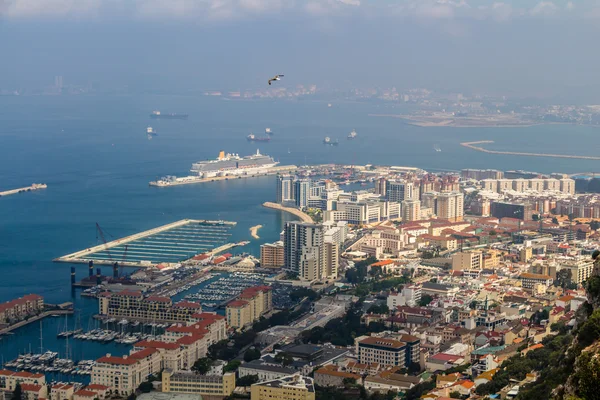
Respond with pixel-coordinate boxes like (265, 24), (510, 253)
(518, 273), (553, 289)
(452, 252), (483, 271)
(314, 365), (361, 388)
(276, 175), (294, 204)
(260, 241), (285, 269)
(161, 369), (235, 398)
(284, 222), (325, 281)
(402, 200), (421, 222)
(238, 360), (297, 382)
(0, 294), (44, 324)
(98, 291), (202, 323)
(323, 241), (339, 279)
(226, 286), (272, 329)
(436, 192), (464, 222)
(295, 179), (311, 209)
(560, 257), (595, 284)
(250, 374), (315, 400)
(357, 337), (407, 368)
(386, 180), (415, 203)
(0, 370), (46, 396)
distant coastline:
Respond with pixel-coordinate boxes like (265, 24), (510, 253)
(461, 140), (600, 160)
(368, 113), (557, 128)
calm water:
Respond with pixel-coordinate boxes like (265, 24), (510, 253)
(1, 94), (600, 364)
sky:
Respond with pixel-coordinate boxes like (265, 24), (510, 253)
(1, 0), (600, 99)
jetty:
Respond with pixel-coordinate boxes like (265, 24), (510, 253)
(461, 141), (600, 161)
(250, 225), (262, 239)
(149, 165), (297, 187)
(54, 219), (237, 268)
(263, 202), (313, 223)
(0, 183), (47, 197)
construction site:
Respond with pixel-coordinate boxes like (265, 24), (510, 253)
(54, 219), (238, 269)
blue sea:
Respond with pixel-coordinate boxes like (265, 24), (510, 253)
(1, 94), (600, 367)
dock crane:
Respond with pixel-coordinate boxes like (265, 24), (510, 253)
(96, 223), (113, 262)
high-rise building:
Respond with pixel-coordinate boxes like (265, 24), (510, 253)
(260, 241), (285, 268)
(276, 175), (294, 204)
(284, 222), (325, 281)
(375, 178), (387, 196)
(490, 201), (533, 221)
(295, 179), (311, 209)
(386, 180), (414, 203)
(402, 199), (421, 222)
(54, 75), (63, 91)
(436, 192), (464, 222)
(323, 241), (339, 279)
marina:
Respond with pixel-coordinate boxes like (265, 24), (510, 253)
(54, 219), (236, 267)
(183, 272), (270, 308)
(4, 351), (95, 376)
(0, 183), (47, 197)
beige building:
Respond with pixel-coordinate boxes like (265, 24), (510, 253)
(162, 369), (235, 398)
(452, 252), (482, 271)
(518, 273), (553, 290)
(0, 370), (46, 398)
(251, 374), (315, 400)
(91, 349), (162, 396)
(356, 337), (407, 368)
(98, 291), (202, 323)
(226, 286), (273, 330)
(436, 192), (464, 222)
(560, 258), (595, 284)
(402, 200), (421, 222)
(260, 242), (285, 268)
(50, 383), (75, 400)
(519, 247), (533, 262)
(323, 241), (339, 279)
(0, 294), (44, 324)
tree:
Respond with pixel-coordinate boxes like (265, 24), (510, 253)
(223, 360), (241, 373)
(127, 394), (136, 400)
(237, 375), (259, 387)
(367, 303), (389, 314)
(555, 269), (573, 289)
(138, 382), (154, 393)
(418, 294), (433, 307)
(12, 383), (22, 400)
(275, 352), (294, 366)
(489, 230), (497, 236)
(590, 221), (600, 231)
(192, 357), (213, 374)
(244, 348), (261, 362)
(552, 217), (559, 225)
(450, 392), (462, 399)
(532, 214), (540, 221)
(342, 377), (357, 386)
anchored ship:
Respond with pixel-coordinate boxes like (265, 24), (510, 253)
(191, 150), (278, 178)
(146, 127), (157, 136)
(150, 111), (188, 120)
(323, 137), (339, 146)
(265, 128), (273, 135)
(347, 129), (357, 140)
(247, 133), (271, 142)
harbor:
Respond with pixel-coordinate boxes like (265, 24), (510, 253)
(0, 183), (47, 197)
(4, 352), (95, 376)
(54, 219), (237, 268)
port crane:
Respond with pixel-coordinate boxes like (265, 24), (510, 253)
(96, 223), (113, 262)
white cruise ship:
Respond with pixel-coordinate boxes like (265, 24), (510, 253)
(190, 150), (278, 178)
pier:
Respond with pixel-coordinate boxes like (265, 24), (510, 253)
(54, 219), (237, 268)
(0, 183), (47, 197)
(262, 202), (313, 223)
(149, 165), (297, 187)
(461, 141), (600, 160)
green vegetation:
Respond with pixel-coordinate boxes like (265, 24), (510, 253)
(301, 300), (386, 346)
(274, 352), (294, 366)
(345, 256), (378, 284)
(418, 294), (434, 307)
(12, 383), (22, 400)
(367, 303), (389, 314)
(243, 347), (261, 362)
(223, 360), (241, 372)
(191, 357), (213, 374)
(138, 382), (154, 393)
(450, 392), (461, 399)
(236, 375), (259, 387)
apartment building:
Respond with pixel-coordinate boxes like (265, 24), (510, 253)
(226, 286), (273, 330)
(518, 273), (553, 289)
(162, 369), (235, 398)
(356, 337), (407, 368)
(0, 370), (46, 396)
(452, 252), (482, 271)
(0, 294), (44, 324)
(250, 374), (316, 400)
(559, 258), (595, 284)
(91, 349), (162, 396)
(98, 291), (202, 323)
(260, 242), (285, 269)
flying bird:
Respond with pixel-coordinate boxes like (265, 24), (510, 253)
(268, 74), (284, 86)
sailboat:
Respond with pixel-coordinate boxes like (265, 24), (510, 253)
(434, 144), (441, 152)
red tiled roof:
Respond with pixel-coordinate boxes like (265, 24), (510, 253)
(0, 294), (43, 312)
(96, 356), (138, 365)
(21, 384), (42, 392)
(192, 312), (225, 321)
(431, 353), (462, 362)
(129, 348), (158, 359)
(85, 384), (110, 391)
(113, 290), (143, 298)
(135, 340), (180, 350)
(0, 370), (14, 376)
(13, 371), (37, 378)
(174, 301), (202, 309)
(227, 300), (249, 307)
(74, 390), (98, 397)
(144, 296), (171, 303)
(177, 334), (206, 345)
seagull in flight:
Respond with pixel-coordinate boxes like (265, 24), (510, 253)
(268, 74), (284, 86)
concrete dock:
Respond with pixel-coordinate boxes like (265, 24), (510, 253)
(149, 165), (297, 187)
(0, 183), (47, 197)
(54, 219), (237, 268)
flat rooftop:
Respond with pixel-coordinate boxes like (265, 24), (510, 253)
(55, 219), (235, 267)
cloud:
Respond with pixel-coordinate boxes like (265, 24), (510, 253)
(566, 1), (574, 11)
(490, 2), (512, 22)
(530, 1), (558, 16)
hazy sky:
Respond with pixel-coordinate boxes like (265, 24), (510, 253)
(1, 0), (600, 99)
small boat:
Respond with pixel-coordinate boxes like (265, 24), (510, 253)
(347, 129), (357, 140)
(323, 137), (339, 146)
(146, 127), (157, 136)
(265, 128), (272, 135)
(247, 133), (270, 142)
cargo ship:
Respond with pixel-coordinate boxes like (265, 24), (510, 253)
(146, 127), (157, 136)
(150, 111), (188, 120)
(347, 129), (357, 140)
(247, 133), (271, 142)
(191, 150), (278, 178)
(265, 128), (273, 135)
(323, 137), (339, 146)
